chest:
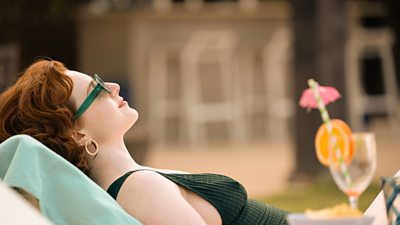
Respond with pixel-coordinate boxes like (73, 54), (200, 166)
(177, 184), (222, 225)
(162, 173), (248, 225)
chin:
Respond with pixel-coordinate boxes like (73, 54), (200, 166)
(127, 109), (139, 126)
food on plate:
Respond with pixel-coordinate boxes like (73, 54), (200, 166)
(305, 203), (363, 218)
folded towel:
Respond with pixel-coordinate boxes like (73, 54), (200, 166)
(0, 135), (142, 225)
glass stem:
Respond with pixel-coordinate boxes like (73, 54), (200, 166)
(349, 195), (359, 209)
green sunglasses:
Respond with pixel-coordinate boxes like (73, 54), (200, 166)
(74, 74), (111, 119)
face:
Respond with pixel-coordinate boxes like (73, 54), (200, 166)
(67, 70), (138, 143)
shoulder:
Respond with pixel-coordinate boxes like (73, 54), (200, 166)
(117, 170), (181, 209)
(116, 170), (207, 224)
(121, 169), (178, 193)
(139, 166), (189, 174)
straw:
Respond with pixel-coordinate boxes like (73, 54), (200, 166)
(308, 79), (351, 186)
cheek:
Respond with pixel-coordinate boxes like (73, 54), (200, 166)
(95, 102), (122, 124)
(82, 101), (116, 126)
(82, 100), (138, 136)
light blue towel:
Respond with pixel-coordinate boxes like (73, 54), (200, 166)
(0, 135), (142, 225)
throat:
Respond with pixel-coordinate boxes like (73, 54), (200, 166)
(89, 148), (140, 190)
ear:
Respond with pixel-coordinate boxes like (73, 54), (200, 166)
(71, 131), (87, 146)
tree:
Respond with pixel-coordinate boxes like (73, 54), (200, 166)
(290, 0), (348, 180)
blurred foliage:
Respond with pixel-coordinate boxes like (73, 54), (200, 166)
(261, 177), (381, 213)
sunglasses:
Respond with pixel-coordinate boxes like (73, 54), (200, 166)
(74, 74), (111, 119)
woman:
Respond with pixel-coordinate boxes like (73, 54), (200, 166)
(0, 59), (288, 225)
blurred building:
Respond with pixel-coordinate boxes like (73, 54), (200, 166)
(76, 0), (294, 147)
(76, 0), (400, 148)
(1, 0), (399, 150)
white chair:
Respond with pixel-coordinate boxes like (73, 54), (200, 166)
(180, 30), (246, 145)
(147, 42), (185, 145)
(345, 27), (399, 131)
(263, 27), (294, 140)
(238, 27), (294, 140)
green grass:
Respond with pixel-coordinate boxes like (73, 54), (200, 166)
(259, 177), (381, 213)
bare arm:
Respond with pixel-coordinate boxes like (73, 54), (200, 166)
(116, 170), (207, 225)
(364, 191), (387, 225)
(364, 170), (400, 225)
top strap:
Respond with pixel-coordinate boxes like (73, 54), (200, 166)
(106, 169), (149, 200)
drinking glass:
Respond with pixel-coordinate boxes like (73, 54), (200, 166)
(329, 132), (377, 209)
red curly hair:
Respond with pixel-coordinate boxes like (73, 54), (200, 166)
(0, 59), (90, 175)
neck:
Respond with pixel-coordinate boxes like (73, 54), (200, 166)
(88, 138), (141, 190)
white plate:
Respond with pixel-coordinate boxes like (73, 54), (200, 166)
(287, 214), (375, 225)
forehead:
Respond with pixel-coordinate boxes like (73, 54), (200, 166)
(66, 70), (91, 86)
(65, 70), (92, 101)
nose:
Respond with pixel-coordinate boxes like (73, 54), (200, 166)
(107, 82), (120, 97)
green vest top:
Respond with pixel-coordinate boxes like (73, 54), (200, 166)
(107, 170), (288, 225)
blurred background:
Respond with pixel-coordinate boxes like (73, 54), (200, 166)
(1, 0), (400, 212)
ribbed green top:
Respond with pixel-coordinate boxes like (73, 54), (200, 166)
(107, 170), (288, 225)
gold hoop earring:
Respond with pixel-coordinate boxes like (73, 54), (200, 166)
(85, 139), (98, 159)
